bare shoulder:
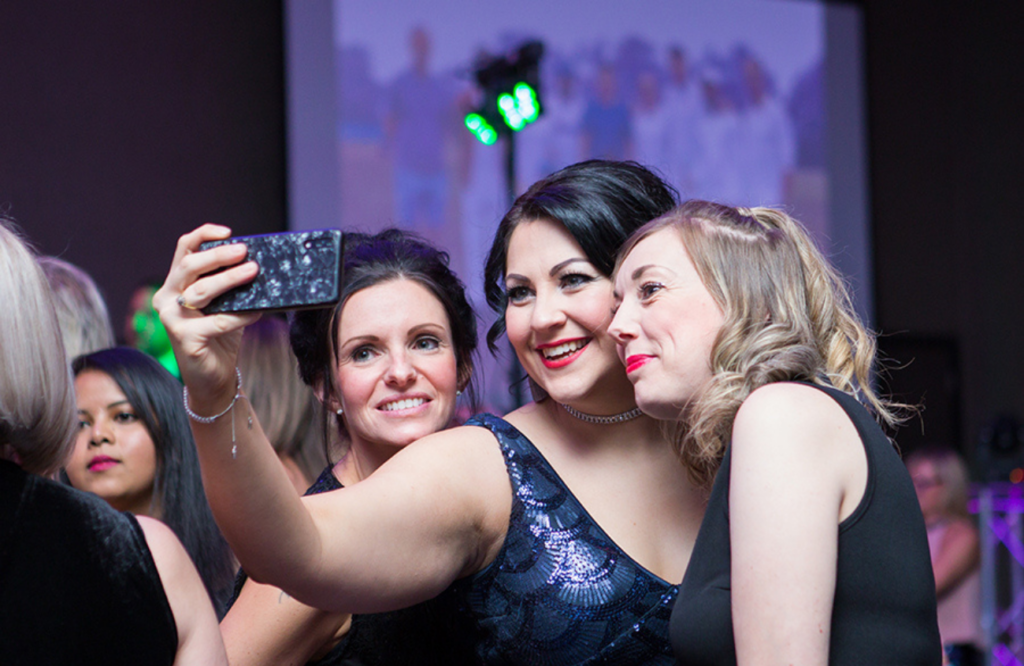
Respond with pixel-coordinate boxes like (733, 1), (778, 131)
(361, 421), (512, 558)
(136, 515), (189, 570)
(731, 383), (865, 517)
(137, 516), (228, 666)
(395, 421), (509, 483)
(733, 383), (858, 452)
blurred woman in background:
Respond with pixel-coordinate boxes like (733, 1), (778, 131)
(38, 255), (116, 360)
(237, 316), (329, 495)
(907, 447), (982, 666)
(65, 347), (236, 615)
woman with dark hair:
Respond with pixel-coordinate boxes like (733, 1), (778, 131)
(222, 229), (479, 666)
(155, 160), (700, 664)
(0, 218), (226, 664)
(608, 200), (941, 664)
(66, 347), (236, 614)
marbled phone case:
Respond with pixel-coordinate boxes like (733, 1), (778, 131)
(199, 229), (342, 314)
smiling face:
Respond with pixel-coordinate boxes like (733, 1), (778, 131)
(333, 278), (459, 459)
(610, 227), (725, 421)
(66, 370), (158, 515)
(503, 218), (637, 414)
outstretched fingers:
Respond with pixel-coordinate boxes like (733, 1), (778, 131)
(154, 224), (261, 396)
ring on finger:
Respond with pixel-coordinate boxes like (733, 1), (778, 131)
(177, 294), (199, 311)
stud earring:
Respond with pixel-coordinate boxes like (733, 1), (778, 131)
(336, 408), (343, 416)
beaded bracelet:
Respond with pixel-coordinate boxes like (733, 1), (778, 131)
(183, 368), (248, 458)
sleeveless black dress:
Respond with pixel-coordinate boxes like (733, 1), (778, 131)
(670, 383), (942, 665)
(0, 459), (178, 665)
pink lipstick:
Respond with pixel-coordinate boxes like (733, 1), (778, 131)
(87, 455), (118, 472)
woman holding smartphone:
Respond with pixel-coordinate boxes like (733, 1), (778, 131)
(156, 160), (703, 664)
(221, 229), (479, 665)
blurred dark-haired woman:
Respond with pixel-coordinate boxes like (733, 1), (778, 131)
(66, 347), (236, 615)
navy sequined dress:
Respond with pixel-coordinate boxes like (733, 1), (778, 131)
(453, 413), (678, 665)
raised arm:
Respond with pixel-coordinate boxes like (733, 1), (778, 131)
(138, 516), (228, 666)
(153, 226), (509, 613)
(729, 383), (868, 666)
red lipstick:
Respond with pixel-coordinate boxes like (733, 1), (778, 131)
(536, 338), (590, 369)
(625, 354), (653, 374)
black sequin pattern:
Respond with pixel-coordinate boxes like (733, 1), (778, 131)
(455, 414), (678, 665)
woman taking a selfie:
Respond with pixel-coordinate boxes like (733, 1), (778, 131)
(221, 229), (479, 666)
(608, 200), (941, 665)
(155, 160), (702, 664)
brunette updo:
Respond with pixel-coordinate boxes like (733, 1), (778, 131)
(290, 229), (477, 447)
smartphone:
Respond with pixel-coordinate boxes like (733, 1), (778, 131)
(198, 229), (343, 314)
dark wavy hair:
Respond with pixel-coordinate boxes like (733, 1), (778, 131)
(483, 160), (678, 351)
(289, 229), (478, 453)
(70, 347), (235, 615)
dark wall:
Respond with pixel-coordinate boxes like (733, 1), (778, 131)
(1, 1), (1020, 462)
(0, 1), (286, 337)
(861, 1), (1024, 458)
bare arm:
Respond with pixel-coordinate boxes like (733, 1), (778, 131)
(221, 577), (351, 666)
(138, 516), (228, 666)
(933, 518), (980, 598)
(729, 383), (867, 666)
(152, 225), (509, 613)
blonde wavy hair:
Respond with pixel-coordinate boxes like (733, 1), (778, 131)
(618, 200), (901, 488)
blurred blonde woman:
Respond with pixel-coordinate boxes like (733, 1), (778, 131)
(38, 256), (116, 360)
(237, 316), (329, 495)
(0, 218), (226, 665)
(907, 447), (982, 666)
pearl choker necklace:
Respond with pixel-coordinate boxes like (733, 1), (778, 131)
(559, 402), (644, 425)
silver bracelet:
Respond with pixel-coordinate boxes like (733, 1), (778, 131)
(183, 368), (247, 458)
(183, 368), (243, 423)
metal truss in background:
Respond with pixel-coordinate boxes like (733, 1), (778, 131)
(974, 483), (1024, 666)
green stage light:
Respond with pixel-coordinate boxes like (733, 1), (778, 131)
(514, 83), (540, 122)
(496, 82), (540, 131)
(464, 113), (498, 145)
(497, 93), (526, 131)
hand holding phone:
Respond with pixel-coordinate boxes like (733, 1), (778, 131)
(199, 229), (343, 314)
